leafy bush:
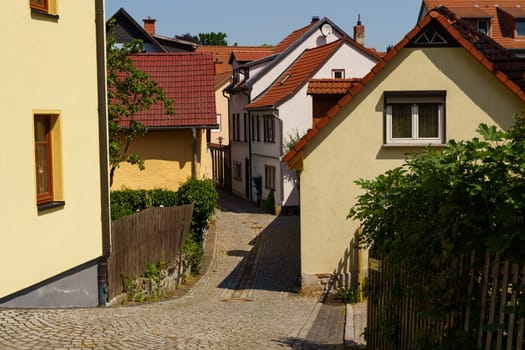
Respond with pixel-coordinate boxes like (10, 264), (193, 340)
(175, 178), (218, 243)
(335, 286), (361, 304)
(182, 239), (204, 276)
(110, 188), (178, 220)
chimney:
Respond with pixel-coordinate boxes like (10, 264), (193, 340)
(311, 16), (320, 23)
(353, 14), (365, 46)
(143, 16), (156, 35)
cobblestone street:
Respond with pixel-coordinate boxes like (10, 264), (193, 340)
(0, 192), (345, 350)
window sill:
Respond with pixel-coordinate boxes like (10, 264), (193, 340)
(31, 8), (59, 20)
(382, 143), (447, 148)
(38, 200), (65, 212)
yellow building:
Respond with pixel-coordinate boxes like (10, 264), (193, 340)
(0, 0), (109, 307)
(285, 9), (525, 290)
(110, 53), (218, 191)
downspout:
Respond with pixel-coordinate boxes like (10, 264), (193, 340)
(192, 127), (197, 179)
(243, 91), (252, 201)
(273, 110), (284, 209)
(222, 90), (231, 191)
(95, 0), (110, 307)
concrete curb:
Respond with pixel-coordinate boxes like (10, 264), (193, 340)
(344, 302), (367, 349)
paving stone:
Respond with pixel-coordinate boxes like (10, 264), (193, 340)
(0, 191), (345, 349)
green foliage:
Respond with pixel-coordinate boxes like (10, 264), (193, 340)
(335, 286), (361, 304)
(174, 178), (218, 243)
(182, 239), (204, 276)
(263, 190), (275, 214)
(283, 128), (304, 154)
(110, 188), (178, 220)
(197, 32), (228, 46)
(107, 21), (174, 186)
(121, 261), (166, 304)
(348, 114), (525, 348)
(252, 176), (262, 203)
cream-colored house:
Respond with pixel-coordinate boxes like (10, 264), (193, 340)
(285, 8), (525, 289)
(0, 0), (110, 307)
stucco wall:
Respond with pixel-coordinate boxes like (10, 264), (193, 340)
(111, 130), (206, 191)
(1, 2), (103, 298)
(300, 47), (525, 278)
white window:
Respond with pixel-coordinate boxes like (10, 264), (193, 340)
(264, 165), (275, 190)
(332, 69), (345, 79)
(384, 92), (445, 145)
(477, 19), (489, 35)
(211, 114), (221, 133)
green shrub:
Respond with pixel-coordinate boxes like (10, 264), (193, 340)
(175, 178), (218, 243)
(110, 188), (179, 220)
(182, 239), (204, 275)
(335, 286), (361, 304)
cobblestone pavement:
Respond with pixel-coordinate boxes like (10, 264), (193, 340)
(0, 192), (344, 350)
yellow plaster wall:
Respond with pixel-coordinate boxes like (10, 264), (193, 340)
(300, 48), (525, 277)
(0, 2), (104, 298)
(111, 130), (208, 191)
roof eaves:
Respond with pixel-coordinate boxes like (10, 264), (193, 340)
(246, 17), (350, 90)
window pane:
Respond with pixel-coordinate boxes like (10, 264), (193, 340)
(518, 21), (525, 36)
(34, 119), (47, 142)
(36, 144), (50, 195)
(391, 104), (412, 138)
(418, 104), (439, 138)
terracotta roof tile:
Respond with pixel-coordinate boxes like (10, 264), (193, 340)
(307, 78), (360, 95)
(246, 39), (344, 110)
(231, 50), (274, 63)
(284, 7), (525, 165)
(120, 53), (217, 128)
(196, 46), (273, 74)
(423, 1), (525, 49)
(272, 19), (320, 54)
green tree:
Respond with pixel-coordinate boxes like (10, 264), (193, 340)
(197, 32), (228, 46)
(107, 24), (174, 186)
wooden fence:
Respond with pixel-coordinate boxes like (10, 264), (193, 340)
(107, 204), (194, 300)
(367, 250), (525, 350)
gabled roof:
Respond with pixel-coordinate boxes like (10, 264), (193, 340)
(107, 8), (195, 53)
(284, 7), (525, 165)
(122, 53), (217, 129)
(307, 78), (361, 95)
(421, 1), (525, 50)
(196, 46), (274, 75)
(246, 39), (345, 110)
(242, 17), (352, 91)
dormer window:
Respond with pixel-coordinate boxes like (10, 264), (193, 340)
(332, 69), (345, 79)
(517, 20), (525, 36)
(477, 19), (489, 35)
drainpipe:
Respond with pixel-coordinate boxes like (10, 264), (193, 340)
(243, 91), (252, 201)
(273, 110), (284, 209)
(192, 127), (197, 179)
(95, 0), (110, 307)
(222, 90), (231, 191)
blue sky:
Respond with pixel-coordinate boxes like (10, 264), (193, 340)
(106, 0), (424, 51)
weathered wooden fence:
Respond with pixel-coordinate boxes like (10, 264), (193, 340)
(107, 204), (194, 301)
(368, 250), (525, 350)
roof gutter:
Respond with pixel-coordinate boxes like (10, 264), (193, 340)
(95, 0), (110, 307)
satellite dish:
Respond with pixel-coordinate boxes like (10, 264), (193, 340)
(321, 23), (332, 37)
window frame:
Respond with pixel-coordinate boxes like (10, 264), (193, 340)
(384, 91), (446, 146)
(243, 113), (249, 142)
(233, 160), (242, 180)
(264, 165), (276, 190)
(211, 114), (221, 133)
(332, 69), (345, 79)
(517, 20), (525, 37)
(30, 0), (48, 12)
(263, 115), (275, 143)
(232, 113), (240, 141)
(35, 116), (54, 204)
(477, 19), (489, 35)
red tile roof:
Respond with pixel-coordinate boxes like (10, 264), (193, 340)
(273, 19), (320, 54)
(196, 46), (273, 74)
(231, 50), (275, 63)
(122, 53), (217, 128)
(246, 40), (345, 110)
(422, 1), (525, 49)
(284, 7), (525, 164)
(307, 78), (361, 95)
